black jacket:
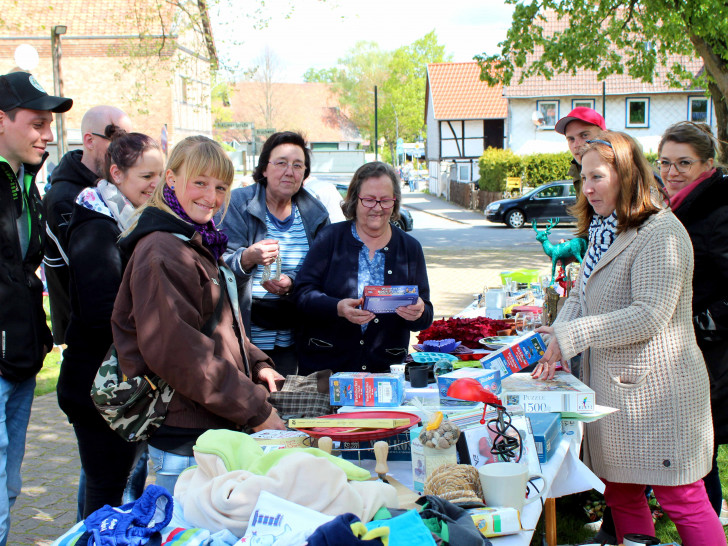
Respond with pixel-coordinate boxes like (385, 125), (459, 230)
(42, 150), (98, 344)
(57, 202), (124, 426)
(672, 169), (728, 442)
(294, 221), (433, 374)
(0, 155), (53, 382)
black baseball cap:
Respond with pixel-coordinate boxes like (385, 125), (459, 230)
(0, 72), (72, 113)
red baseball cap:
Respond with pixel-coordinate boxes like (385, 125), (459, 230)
(555, 107), (606, 135)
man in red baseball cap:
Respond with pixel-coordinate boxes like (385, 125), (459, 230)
(555, 107), (606, 193)
(0, 71), (72, 544)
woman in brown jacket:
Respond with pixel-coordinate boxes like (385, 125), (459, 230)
(112, 137), (285, 494)
(532, 132), (724, 545)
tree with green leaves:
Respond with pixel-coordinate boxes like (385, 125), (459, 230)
(305, 31), (450, 159)
(476, 2), (728, 162)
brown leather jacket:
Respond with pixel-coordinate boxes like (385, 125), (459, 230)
(111, 208), (274, 430)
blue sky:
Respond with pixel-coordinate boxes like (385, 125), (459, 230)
(211, 0), (515, 81)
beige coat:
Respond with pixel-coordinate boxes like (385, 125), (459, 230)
(553, 209), (712, 486)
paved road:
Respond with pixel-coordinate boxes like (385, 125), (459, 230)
(10, 191), (555, 544)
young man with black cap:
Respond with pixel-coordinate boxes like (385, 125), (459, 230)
(0, 71), (72, 544)
(554, 106), (607, 194)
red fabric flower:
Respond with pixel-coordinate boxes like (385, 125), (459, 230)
(418, 317), (511, 349)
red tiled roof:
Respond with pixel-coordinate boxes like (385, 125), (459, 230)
(0, 0), (174, 36)
(426, 62), (507, 120)
(504, 11), (704, 97)
(219, 82), (362, 143)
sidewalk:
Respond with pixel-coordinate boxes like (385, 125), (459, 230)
(400, 190), (492, 227)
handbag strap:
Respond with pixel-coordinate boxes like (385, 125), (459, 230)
(200, 269), (225, 338)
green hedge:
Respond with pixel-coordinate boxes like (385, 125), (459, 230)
(522, 152), (573, 186)
(478, 148), (522, 191)
(478, 148), (573, 191)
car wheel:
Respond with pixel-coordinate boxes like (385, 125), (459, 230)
(392, 219), (406, 231)
(506, 209), (526, 229)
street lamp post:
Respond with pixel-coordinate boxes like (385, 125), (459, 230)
(374, 85), (378, 161)
(51, 25), (68, 157)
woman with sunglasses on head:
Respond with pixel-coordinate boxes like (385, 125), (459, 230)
(220, 132), (329, 377)
(658, 121), (728, 520)
(58, 127), (162, 516)
(532, 132), (724, 545)
(294, 161), (433, 375)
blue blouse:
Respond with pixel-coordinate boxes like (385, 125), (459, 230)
(352, 223), (385, 331)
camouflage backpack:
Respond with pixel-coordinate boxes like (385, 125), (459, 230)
(91, 267), (226, 442)
(91, 349), (174, 442)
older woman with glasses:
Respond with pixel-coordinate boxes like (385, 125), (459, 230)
(220, 132), (329, 377)
(294, 161), (433, 375)
(658, 121), (728, 519)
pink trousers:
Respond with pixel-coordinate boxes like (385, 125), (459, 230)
(602, 479), (726, 546)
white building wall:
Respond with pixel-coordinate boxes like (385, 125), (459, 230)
(425, 85), (446, 196)
(508, 94), (716, 156)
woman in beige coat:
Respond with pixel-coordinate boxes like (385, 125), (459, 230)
(533, 132), (724, 545)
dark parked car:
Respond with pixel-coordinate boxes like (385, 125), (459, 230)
(485, 180), (576, 228)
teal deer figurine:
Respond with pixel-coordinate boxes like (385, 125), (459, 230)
(532, 219), (588, 282)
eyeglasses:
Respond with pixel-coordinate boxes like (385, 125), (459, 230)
(91, 132), (110, 140)
(655, 159), (700, 173)
(269, 160), (305, 173)
(586, 139), (613, 148)
(358, 196), (396, 209)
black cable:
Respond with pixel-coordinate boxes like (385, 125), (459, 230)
(486, 407), (523, 462)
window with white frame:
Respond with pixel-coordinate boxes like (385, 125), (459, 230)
(688, 96), (710, 123)
(537, 100), (559, 129)
(457, 163), (471, 182)
(626, 98), (649, 128)
(572, 98), (595, 110)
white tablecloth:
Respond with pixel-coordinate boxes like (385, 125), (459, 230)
(355, 431), (604, 545)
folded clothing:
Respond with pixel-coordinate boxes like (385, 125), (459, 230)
(307, 513), (389, 546)
(81, 485), (173, 546)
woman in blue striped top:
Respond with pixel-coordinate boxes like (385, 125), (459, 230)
(220, 132), (329, 377)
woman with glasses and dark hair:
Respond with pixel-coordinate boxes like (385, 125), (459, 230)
(533, 131), (723, 545)
(294, 161), (433, 375)
(658, 121), (728, 520)
(220, 131), (329, 377)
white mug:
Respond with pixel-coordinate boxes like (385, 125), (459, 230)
(478, 462), (547, 512)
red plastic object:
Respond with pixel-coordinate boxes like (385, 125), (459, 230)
(447, 378), (503, 424)
(293, 411), (421, 442)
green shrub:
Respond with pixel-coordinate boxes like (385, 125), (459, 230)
(522, 151), (573, 187)
(478, 148), (522, 191)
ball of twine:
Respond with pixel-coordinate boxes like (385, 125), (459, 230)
(424, 463), (483, 503)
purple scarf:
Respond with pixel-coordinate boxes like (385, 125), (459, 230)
(163, 185), (228, 261)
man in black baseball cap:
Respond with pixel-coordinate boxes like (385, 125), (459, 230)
(0, 71), (73, 113)
(0, 71), (72, 544)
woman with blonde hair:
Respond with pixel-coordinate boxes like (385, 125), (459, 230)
(533, 132), (724, 544)
(112, 136), (285, 494)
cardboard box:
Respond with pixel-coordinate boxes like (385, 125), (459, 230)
(466, 507), (522, 538)
(480, 333), (547, 379)
(410, 426), (426, 493)
(362, 285), (419, 313)
(409, 425), (458, 493)
(455, 413), (541, 478)
(329, 372), (404, 407)
(436, 368), (501, 405)
(526, 413), (562, 463)
(249, 430), (310, 448)
(500, 371), (595, 414)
